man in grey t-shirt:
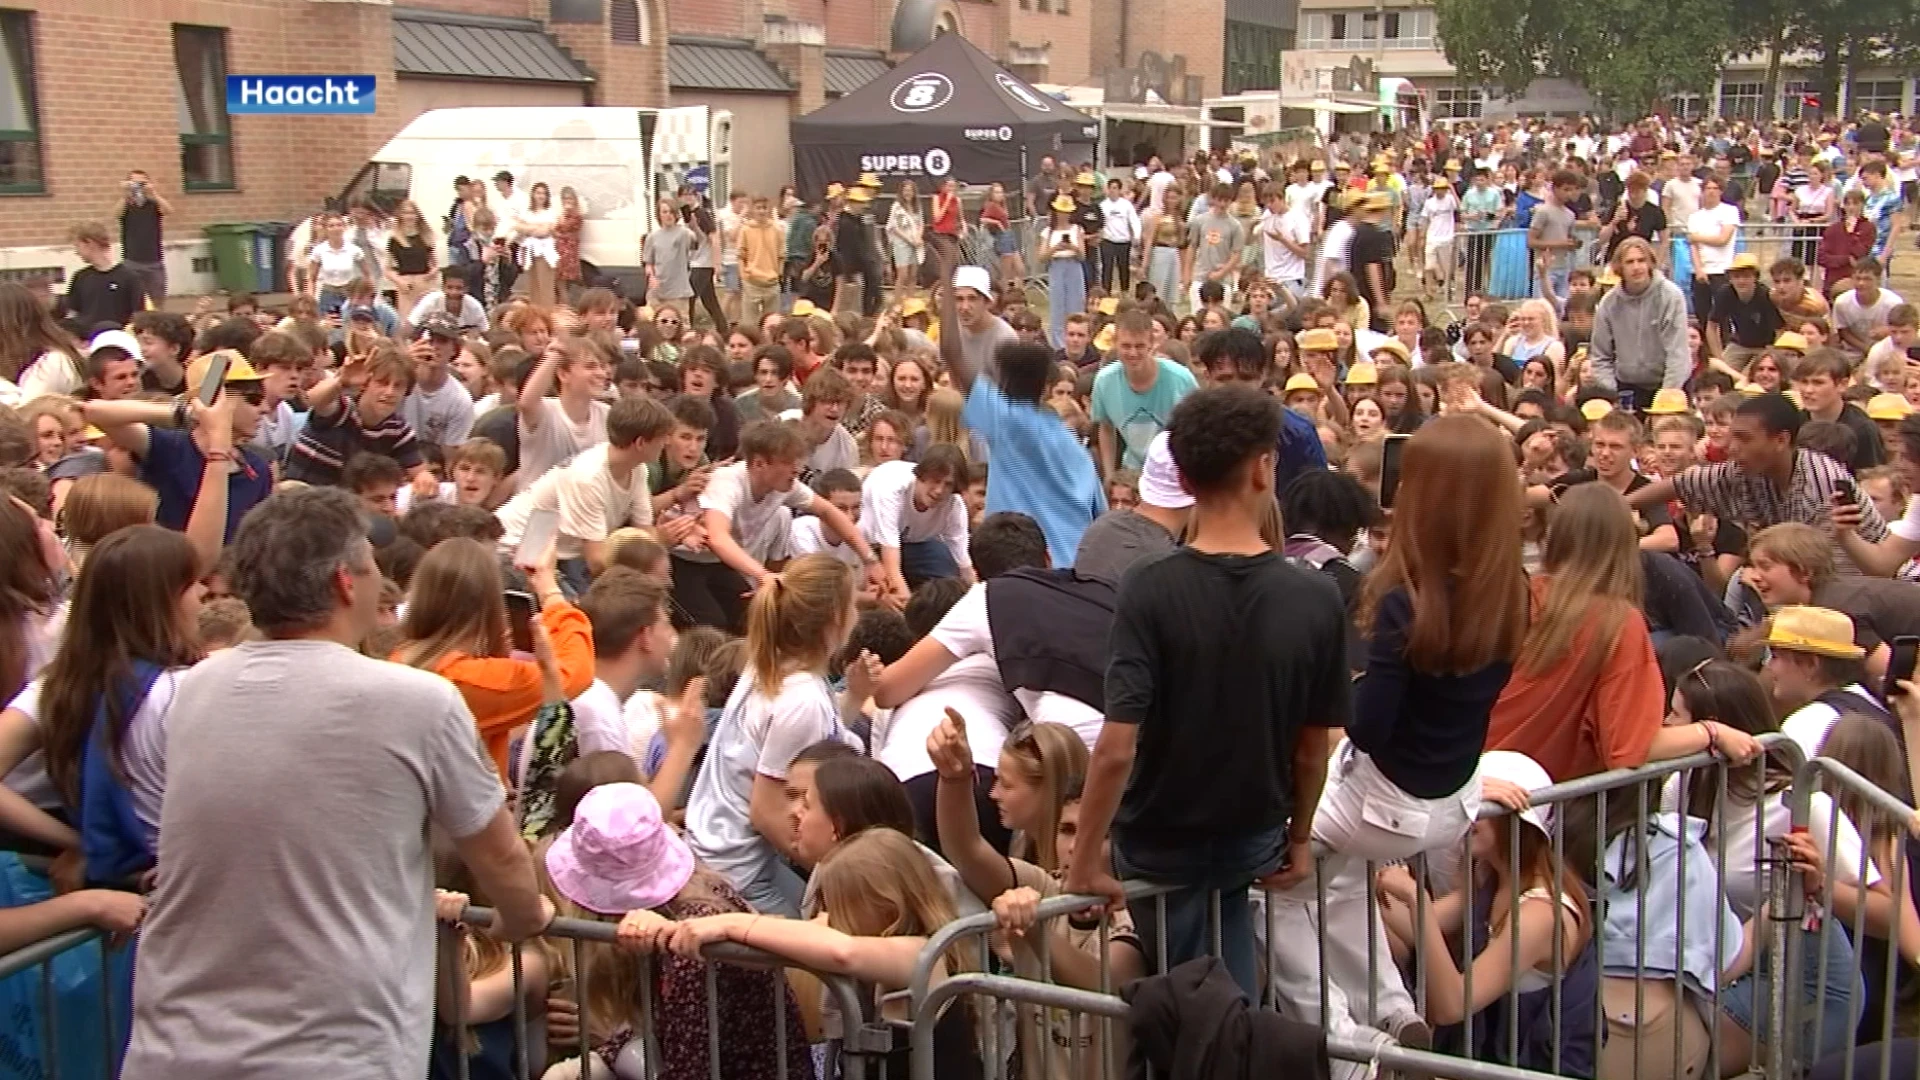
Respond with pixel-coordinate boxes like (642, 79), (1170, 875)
(1529, 170), (1584, 305)
(644, 198), (695, 302)
(1183, 183), (1246, 311)
(122, 488), (549, 1080)
(1074, 429), (1191, 583)
(952, 265), (1018, 386)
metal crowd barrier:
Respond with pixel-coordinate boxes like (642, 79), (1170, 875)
(0, 923), (131, 1080)
(5, 726), (1914, 1080)
(1787, 754), (1920, 1080)
(898, 734), (1893, 1080)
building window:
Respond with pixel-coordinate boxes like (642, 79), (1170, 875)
(1779, 79), (1814, 120)
(1851, 79), (1905, 117)
(610, 0), (642, 43)
(1301, 9), (1432, 49)
(1224, 22), (1291, 95)
(0, 10), (42, 194)
(1036, 0), (1051, 12)
(1301, 12), (1328, 46)
(934, 11), (958, 35)
(1434, 86), (1484, 120)
(1716, 81), (1764, 121)
(174, 26), (233, 191)
(1669, 92), (1707, 121)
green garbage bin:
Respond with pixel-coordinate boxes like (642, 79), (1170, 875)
(203, 223), (261, 295)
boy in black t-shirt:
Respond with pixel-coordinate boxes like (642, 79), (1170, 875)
(1067, 384), (1350, 1000)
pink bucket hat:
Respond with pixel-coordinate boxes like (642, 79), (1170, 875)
(545, 783), (695, 915)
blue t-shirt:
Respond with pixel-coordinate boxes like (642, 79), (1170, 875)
(139, 426), (273, 542)
(1276, 405), (1327, 494)
(964, 380), (1106, 567)
(1089, 358), (1199, 471)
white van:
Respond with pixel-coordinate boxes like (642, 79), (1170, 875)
(326, 105), (734, 288)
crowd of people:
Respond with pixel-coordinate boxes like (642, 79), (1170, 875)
(0, 108), (1916, 1080)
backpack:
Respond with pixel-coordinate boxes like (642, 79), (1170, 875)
(1284, 534), (1345, 572)
(78, 661), (163, 884)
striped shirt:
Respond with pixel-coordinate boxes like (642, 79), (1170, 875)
(284, 394), (424, 487)
(1670, 450), (1888, 574)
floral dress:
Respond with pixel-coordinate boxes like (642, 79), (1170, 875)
(592, 873), (816, 1080)
(556, 208), (585, 285)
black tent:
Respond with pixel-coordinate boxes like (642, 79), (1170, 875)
(791, 33), (1098, 199)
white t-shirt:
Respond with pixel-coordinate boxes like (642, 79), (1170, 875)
(928, 583), (1103, 750)
(1686, 203), (1742, 274)
(394, 481), (458, 517)
(699, 461), (816, 563)
(517, 397), (609, 490)
(310, 241), (364, 289)
(787, 515), (863, 569)
(400, 377), (475, 450)
(1664, 177), (1702, 224)
(18, 351), (83, 402)
(572, 679), (631, 759)
(1781, 683), (1883, 757)
(1146, 171), (1177, 214)
(875, 655), (1021, 783)
(7, 668), (182, 840)
(495, 443), (653, 561)
(1260, 206), (1311, 284)
(1834, 289), (1908, 351)
(1312, 218), (1355, 295)
(684, 671), (853, 890)
(805, 424), (860, 480)
(1659, 779), (1878, 920)
(1422, 192), (1460, 247)
(859, 459), (970, 570)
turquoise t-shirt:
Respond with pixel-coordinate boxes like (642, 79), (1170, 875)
(963, 380), (1107, 568)
(1089, 358), (1200, 471)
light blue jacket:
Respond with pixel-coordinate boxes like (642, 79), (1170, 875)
(1600, 813), (1745, 995)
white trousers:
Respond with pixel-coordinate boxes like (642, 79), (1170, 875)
(1258, 742), (1481, 1034)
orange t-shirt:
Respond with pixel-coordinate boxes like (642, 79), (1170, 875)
(396, 600), (596, 778)
(1485, 577), (1667, 782)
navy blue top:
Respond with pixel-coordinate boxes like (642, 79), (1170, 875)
(1349, 587), (1512, 798)
(139, 427), (273, 542)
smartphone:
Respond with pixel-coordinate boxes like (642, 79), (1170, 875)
(1379, 433), (1411, 510)
(1617, 390), (1637, 413)
(504, 590), (537, 655)
(1888, 636), (1920, 699)
(516, 508), (560, 566)
(1838, 479), (1860, 507)
(195, 351), (230, 406)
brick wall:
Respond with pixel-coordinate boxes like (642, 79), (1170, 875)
(0, 0), (402, 252)
(407, 0), (533, 18)
(665, 0), (749, 38)
(1006, 3), (1090, 85)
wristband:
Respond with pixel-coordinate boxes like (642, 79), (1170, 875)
(172, 399), (191, 430)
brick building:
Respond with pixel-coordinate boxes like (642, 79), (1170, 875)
(0, 0), (1170, 291)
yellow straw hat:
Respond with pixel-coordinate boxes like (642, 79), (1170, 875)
(1646, 388), (1691, 415)
(1766, 606), (1865, 660)
(1579, 398), (1614, 421)
(1868, 393), (1913, 421)
(1284, 372), (1322, 395)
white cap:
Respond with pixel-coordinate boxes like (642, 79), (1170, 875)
(1478, 751), (1554, 837)
(1138, 431), (1193, 510)
(952, 265), (993, 298)
(88, 328), (143, 364)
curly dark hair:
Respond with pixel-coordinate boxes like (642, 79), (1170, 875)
(1167, 385), (1282, 496)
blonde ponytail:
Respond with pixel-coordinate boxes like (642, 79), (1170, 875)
(743, 554), (855, 691)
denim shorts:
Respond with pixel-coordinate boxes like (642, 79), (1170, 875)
(721, 264), (741, 291)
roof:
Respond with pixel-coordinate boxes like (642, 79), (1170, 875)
(392, 7), (593, 84)
(669, 38), (793, 94)
(793, 31), (1097, 146)
(825, 51), (892, 97)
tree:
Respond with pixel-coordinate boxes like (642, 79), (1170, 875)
(1433, 0), (1738, 115)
